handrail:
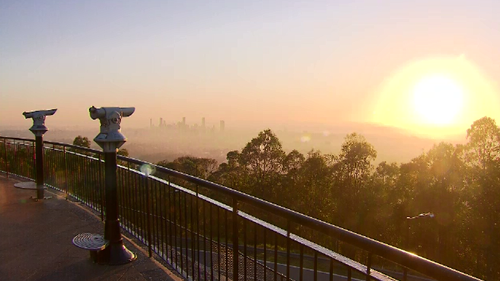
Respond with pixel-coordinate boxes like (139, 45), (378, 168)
(0, 136), (481, 281)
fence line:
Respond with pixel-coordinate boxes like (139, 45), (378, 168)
(0, 136), (480, 281)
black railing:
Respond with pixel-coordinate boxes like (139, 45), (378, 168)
(0, 136), (481, 281)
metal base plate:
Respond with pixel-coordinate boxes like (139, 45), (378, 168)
(14, 182), (46, 190)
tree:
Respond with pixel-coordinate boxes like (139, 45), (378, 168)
(73, 136), (91, 148)
(296, 150), (332, 220)
(210, 150), (246, 190)
(326, 133), (378, 234)
(158, 156), (218, 180)
(464, 117), (500, 279)
(117, 148), (129, 157)
(238, 129), (286, 200)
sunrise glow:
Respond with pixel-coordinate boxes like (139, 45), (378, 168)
(373, 56), (500, 137)
(411, 74), (464, 126)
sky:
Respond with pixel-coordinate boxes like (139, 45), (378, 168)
(1, 0), (500, 136)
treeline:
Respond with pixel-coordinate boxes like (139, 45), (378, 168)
(157, 117), (500, 280)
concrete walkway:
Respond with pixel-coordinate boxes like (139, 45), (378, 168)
(0, 174), (184, 281)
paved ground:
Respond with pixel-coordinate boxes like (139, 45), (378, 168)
(0, 174), (184, 281)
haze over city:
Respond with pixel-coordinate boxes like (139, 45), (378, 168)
(2, 0), (500, 161)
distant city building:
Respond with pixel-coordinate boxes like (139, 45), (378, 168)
(150, 118), (153, 128)
(202, 117), (205, 128)
(159, 118), (163, 127)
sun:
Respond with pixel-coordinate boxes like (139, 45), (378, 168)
(412, 74), (464, 126)
(372, 56), (500, 137)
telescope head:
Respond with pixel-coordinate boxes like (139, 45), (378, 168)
(89, 106), (135, 152)
(22, 108), (57, 136)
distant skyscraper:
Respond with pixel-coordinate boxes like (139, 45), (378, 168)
(202, 117), (205, 128)
(220, 120), (225, 132)
(159, 117), (163, 127)
(150, 118), (153, 128)
(183, 117), (186, 125)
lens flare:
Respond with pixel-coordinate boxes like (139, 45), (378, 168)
(140, 164), (156, 177)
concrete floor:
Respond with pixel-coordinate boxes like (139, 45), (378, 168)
(0, 174), (184, 281)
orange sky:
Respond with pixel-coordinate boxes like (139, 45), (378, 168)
(1, 1), (499, 138)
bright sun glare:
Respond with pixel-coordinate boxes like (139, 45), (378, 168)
(373, 56), (500, 137)
(412, 74), (464, 125)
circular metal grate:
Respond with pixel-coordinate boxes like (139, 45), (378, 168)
(72, 233), (108, 250)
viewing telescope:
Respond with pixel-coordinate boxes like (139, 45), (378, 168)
(89, 106), (135, 152)
(22, 108), (57, 136)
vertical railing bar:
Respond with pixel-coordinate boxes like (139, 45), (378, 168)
(183, 192), (189, 278)
(99, 154), (104, 221)
(217, 207), (221, 281)
(131, 163), (139, 238)
(121, 162), (127, 230)
(264, 228), (267, 281)
(203, 199), (208, 281)
(190, 191), (196, 279)
(90, 154), (96, 210)
(225, 208), (228, 280)
(158, 180), (165, 259)
(254, 222), (257, 281)
(210, 202), (214, 281)
(164, 179), (173, 263)
(274, 231), (278, 281)
(171, 177), (178, 270)
(167, 179), (174, 266)
(131, 167), (139, 239)
(81, 152), (87, 205)
(63, 146), (68, 197)
(154, 180), (160, 256)
(329, 258), (334, 281)
(195, 185), (201, 280)
(146, 176), (153, 257)
(3, 138), (8, 177)
(76, 151), (81, 201)
(348, 266), (352, 281)
(366, 252), (372, 281)
(83, 152), (88, 206)
(314, 251), (318, 281)
(286, 220), (291, 281)
(138, 171), (146, 243)
(243, 217), (247, 281)
(178, 188), (184, 273)
(232, 197), (239, 281)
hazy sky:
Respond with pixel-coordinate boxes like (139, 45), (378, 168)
(1, 0), (499, 135)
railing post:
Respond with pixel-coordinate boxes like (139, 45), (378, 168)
(145, 175), (153, 257)
(99, 154), (104, 221)
(63, 146), (68, 196)
(286, 220), (291, 281)
(366, 252), (372, 281)
(3, 138), (8, 178)
(22, 108), (57, 200)
(232, 197), (239, 281)
(89, 105), (136, 265)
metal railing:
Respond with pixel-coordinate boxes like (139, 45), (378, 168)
(0, 136), (481, 281)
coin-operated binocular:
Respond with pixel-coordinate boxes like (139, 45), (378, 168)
(22, 109), (57, 136)
(89, 106), (135, 152)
